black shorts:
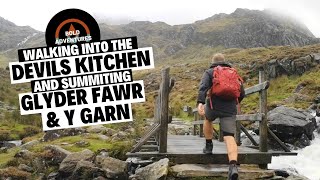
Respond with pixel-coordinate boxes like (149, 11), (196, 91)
(205, 101), (236, 134)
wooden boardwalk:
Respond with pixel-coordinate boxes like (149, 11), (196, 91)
(127, 135), (273, 165)
(128, 68), (297, 168)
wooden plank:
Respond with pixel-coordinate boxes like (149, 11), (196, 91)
(159, 67), (171, 153)
(192, 114), (263, 125)
(141, 145), (159, 151)
(126, 152), (272, 165)
(245, 81), (270, 96)
(131, 124), (160, 153)
(240, 124), (258, 146)
(267, 127), (291, 152)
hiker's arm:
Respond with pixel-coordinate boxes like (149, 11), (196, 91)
(197, 70), (212, 104)
(238, 83), (245, 103)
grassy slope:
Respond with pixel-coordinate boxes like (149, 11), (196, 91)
(133, 44), (320, 118)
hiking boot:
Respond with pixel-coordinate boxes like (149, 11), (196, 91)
(202, 142), (213, 154)
(228, 164), (239, 180)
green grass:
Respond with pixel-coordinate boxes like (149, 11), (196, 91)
(0, 147), (20, 168)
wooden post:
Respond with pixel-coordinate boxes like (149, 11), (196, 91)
(154, 95), (160, 144)
(159, 68), (171, 153)
(193, 112), (198, 135)
(235, 121), (241, 145)
(259, 70), (268, 169)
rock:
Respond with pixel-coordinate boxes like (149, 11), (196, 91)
(274, 169), (290, 178)
(45, 145), (71, 164)
(103, 127), (117, 136)
(0, 147), (8, 153)
(47, 172), (59, 180)
(71, 160), (105, 179)
(75, 140), (90, 147)
(170, 164), (275, 179)
(241, 135), (260, 146)
(284, 93), (312, 104)
(18, 164), (33, 172)
(98, 134), (110, 141)
(14, 149), (35, 159)
(59, 149), (95, 176)
(43, 128), (86, 141)
(87, 125), (108, 133)
(100, 157), (128, 179)
(111, 131), (128, 141)
(20, 139), (40, 149)
(168, 124), (192, 135)
(0, 167), (31, 179)
(268, 106), (316, 149)
(131, 158), (169, 180)
(95, 150), (109, 165)
(293, 133), (311, 148)
(286, 174), (310, 180)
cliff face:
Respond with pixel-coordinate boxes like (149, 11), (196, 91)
(0, 8), (319, 60)
(0, 17), (39, 52)
(98, 8), (318, 57)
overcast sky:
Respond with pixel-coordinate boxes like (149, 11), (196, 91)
(1, 0), (320, 37)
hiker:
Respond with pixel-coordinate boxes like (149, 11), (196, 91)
(197, 53), (245, 180)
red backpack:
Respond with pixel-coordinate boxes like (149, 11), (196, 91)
(209, 66), (243, 108)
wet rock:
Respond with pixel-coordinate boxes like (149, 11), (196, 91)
(59, 149), (95, 176)
(171, 164), (275, 179)
(131, 158), (169, 180)
(268, 106), (316, 149)
(274, 169), (290, 178)
(100, 157), (128, 179)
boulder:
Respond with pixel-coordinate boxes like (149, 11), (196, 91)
(18, 164), (33, 172)
(111, 131), (128, 141)
(98, 134), (110, 141)
(71, 160), (105, 179)
(20, 140), (40, 150)
(45, 145), (71, 164)
(95, 150), (109, 165)
(14, 149), (35, 160)
(47, 172), (59, 180)
(100, 157), (128, 179)
(87, 125), (108, 133)
(267, 106), (316, 149)
(59, 149), (95, 176)
(131, 158), (169, 180)
(170, 164), (275, 179)
(75, 140), (90, 147)
(0, 147), (8, 153)
(43, 128), (86, 141)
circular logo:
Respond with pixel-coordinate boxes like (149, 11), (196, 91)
(45, 9), (100, 46)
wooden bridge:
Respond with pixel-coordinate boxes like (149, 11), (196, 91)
(127, 67), (296, 168)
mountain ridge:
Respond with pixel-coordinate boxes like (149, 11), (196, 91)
(0, 8), (319, 62)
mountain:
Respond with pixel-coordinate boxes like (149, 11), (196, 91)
(0, 8), (319, 62)
(0, 17), (40, 52)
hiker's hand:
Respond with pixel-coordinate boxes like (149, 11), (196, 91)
(198, 103), (205, 116)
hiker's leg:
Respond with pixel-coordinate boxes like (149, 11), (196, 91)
(203, 118), (213, 139)
(224, 135), (238, 161)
